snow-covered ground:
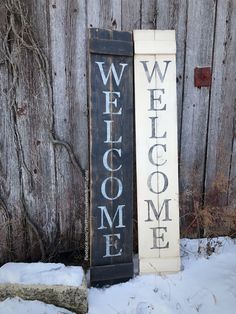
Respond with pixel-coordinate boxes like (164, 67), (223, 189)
(0, 237), (235, 314)
(89, 237), (236, 314)
(0, 297), (75, 314)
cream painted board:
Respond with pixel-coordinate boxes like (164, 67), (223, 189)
(134, 30), (175, 41)
(140, 257), (181, 275)
(134, 30), (180, 274)
(135, 41), (176, 54)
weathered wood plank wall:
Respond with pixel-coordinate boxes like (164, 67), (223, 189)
(180, 0), (216, 234)
(0, 0), (235, 262)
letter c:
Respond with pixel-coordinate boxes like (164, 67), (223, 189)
(148, 144), (167, 166)
(103, 149), (122, 171)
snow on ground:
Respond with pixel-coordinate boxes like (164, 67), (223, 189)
(0, 237), (235, 314)
(88, 237), (236, 314)
(0, 262), (83, 286)
(0, 297), (75, 314)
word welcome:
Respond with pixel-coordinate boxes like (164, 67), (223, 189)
(96, 61), (128, 258)
(141, 60), (172, 250)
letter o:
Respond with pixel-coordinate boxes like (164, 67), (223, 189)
(101, 177), (123, 200)
(147, 171), (168, 194)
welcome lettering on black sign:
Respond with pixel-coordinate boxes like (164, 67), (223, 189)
(89, 29), (134, 287)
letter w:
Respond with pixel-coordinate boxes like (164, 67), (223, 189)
(95, 62), (127, 86)
(98, 205), (126, 229)
(141, 61), (171, 83)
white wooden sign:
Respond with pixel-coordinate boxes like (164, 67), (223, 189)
(134, 30), (180, 274)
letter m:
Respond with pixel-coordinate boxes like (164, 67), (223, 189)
(98, 205), (126, 229)
(144, 199), (172, 222)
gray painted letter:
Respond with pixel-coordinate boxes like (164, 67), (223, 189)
(147, 171), (168, 194)
(148, 89), (166, 111)
(148, 144), (167, 166)
(150, 227), (169, 249)
(149, 117), (167, 139)
(144, 199), (172, 222)
(141, 60), (171, 83)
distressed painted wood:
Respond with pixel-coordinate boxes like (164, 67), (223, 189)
(134, 30), (180, 274)
(89, 29), (134, 286)
(120, 2), (142, 255)
(205, 0), (236, 209)
(180, 0), (216, 236)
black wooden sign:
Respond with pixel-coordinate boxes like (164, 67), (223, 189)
(89, 28), (134, 287)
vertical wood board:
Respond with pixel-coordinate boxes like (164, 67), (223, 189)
(179, 0), (216, 235)
(141, 0), (156, 29)
(89, 28), (134, 286)
(121, 0), (141, 30)
(49, 0), (87, 252)
(87, 0), (122, 30)
(134, 30), (180, 274)
(205, 0), (236, 208)
(12, 0), (57, 259)
(229, 133), (236, 208)
(0, 2), (24, 261)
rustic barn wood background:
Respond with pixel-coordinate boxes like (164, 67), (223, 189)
(0, 0), (235, 263)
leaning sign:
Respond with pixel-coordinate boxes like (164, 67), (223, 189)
(89, 29), (134, 286)
(134, 30), (180, 274)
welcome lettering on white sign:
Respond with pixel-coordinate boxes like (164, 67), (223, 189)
(134, 30), (180, 274)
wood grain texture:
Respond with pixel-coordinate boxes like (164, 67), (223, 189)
(87, 0), (122, 30)
(205, 0), (236, 208)
(49, 0), (86, 253)
(121, 0), (141, 31)
(229, 132), (236, 208)
(155, 0), (187, 142)
(141, 0), (156, 29)
(179, 0), (216, 236)
(0, 2), (24, 262)
(13, 0), (57, 259)
(0, 0), (88, 263)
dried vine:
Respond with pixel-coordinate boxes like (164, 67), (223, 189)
(0, 0), (87, 262)
(0, 0), (48, 260)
